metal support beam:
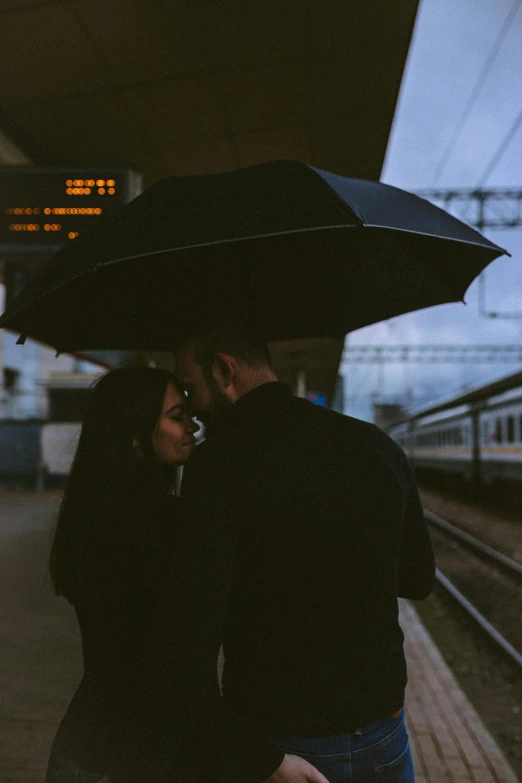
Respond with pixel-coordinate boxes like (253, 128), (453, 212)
(416, 188), (522, 229)
(342, 345), (522, 363)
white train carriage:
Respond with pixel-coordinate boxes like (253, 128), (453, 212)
(407, 405), (474, 479)
(387, 373), (522, 485)
(479, 386), (522, 482)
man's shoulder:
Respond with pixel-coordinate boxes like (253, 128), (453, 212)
(189, 400), (406, 467)
(293, 398), (397, 439)
(298, 400), (408, 462)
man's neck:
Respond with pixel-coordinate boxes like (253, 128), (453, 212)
(235, 373), (278, 400)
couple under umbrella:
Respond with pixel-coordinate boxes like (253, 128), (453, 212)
(1, 161), (507, 783)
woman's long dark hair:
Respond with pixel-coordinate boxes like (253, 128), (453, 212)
(50, 366), (180, 602)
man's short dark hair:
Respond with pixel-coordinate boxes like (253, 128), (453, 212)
(182, 318), (273, 379)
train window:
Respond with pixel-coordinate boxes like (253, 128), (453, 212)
(519, 414), (522, 442)
(483, 421), (489, 443)
(507, 415), (515, 444)
(496, 418), (503, 444)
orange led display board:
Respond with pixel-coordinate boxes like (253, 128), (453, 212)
(0, 167), (141, 252)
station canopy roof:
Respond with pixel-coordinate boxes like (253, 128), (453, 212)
(0, 0), (419, 401)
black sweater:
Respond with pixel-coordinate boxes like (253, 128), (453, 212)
(110, 383), (435, 783)
(50, 494), (180, 773)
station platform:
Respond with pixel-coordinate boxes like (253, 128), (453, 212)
(0, 492), (519, 782)
(401, 600), (518, 783)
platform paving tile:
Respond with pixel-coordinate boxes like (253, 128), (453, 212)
(400, 600), (518, 783)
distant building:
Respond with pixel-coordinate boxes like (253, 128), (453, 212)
(1, 330), (99, 421)
(373, 403), (409, 432)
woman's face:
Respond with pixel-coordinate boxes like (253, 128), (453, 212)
(152, 382), (199, 465)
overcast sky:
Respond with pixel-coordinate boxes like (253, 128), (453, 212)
(342, 0), (522, 420)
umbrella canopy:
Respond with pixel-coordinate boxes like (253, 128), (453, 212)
(0, 160), (508, 351)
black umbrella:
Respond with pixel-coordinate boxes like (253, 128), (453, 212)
(0, 160), (508, 351)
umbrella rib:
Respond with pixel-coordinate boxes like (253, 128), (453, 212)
(95, 224), (357, 269)
(364, 224), (509, 256)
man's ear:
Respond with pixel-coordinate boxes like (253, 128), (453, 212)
(212, 352), (235, 388)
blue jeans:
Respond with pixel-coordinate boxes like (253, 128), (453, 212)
(45, 754), (105, 783)
(268, 709), (414, 783)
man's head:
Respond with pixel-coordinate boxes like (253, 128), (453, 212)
(174, 319), (277, 431)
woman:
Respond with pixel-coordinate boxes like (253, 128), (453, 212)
(46, 366), (199, 783)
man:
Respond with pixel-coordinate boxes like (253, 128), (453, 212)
(107, 319), (434, 783)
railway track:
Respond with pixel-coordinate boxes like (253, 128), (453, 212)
(423, 508), (522, 669)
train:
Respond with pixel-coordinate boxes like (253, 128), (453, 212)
(387, 369), (522, 485)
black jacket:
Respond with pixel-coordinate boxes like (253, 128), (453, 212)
(111, 383), (435, 783)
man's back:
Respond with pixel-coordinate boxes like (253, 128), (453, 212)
(184, 383), (434, 735)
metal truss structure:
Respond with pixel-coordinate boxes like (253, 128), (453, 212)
(416, 188), (522, 230)
(342, 345), (522, 363)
